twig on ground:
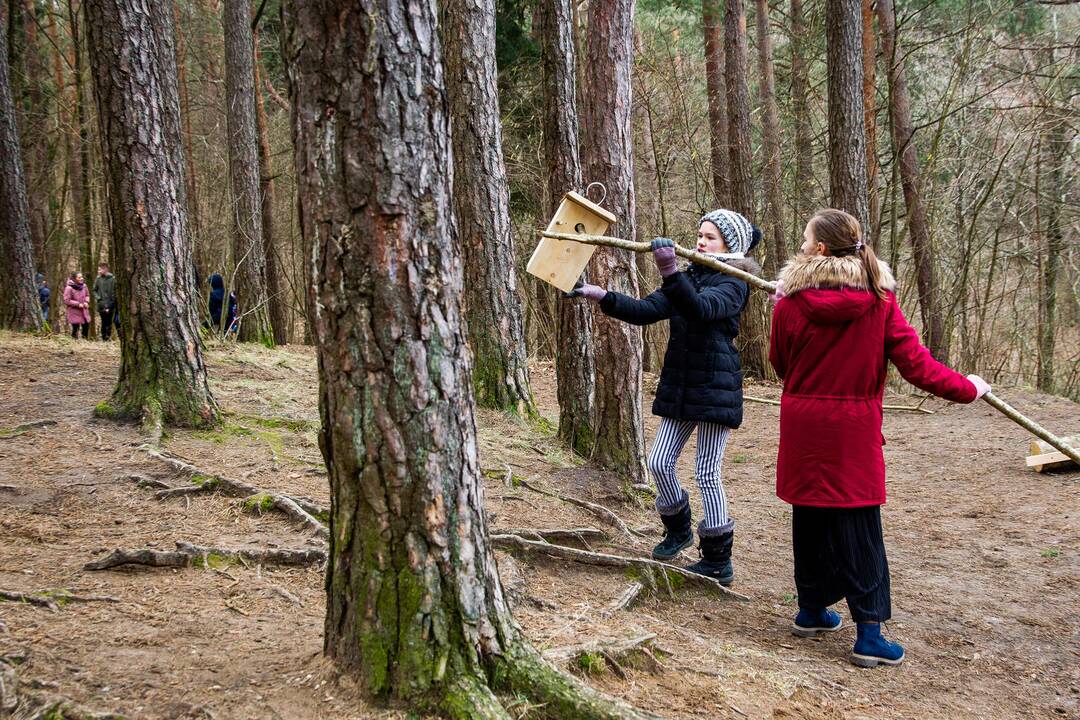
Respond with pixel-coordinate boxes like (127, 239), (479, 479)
(0, 589), (121, 613)
(0, 419), (57, 440)
(84, 541), (326, 571)
(491, 534), (749, 601)
(124, 474), (170, 490)
(496, 528), (607, 545)
(518, 479), (645, 540)
(603, 582), (645, 616)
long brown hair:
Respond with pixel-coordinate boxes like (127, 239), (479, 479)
(808, 209), (888, 299)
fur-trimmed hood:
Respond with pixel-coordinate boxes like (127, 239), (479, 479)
(777, 254), (895, 296)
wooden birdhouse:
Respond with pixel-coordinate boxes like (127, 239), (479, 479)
(527, 191), (618, 292)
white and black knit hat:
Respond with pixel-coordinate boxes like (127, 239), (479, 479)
(699, 209), (757, 256)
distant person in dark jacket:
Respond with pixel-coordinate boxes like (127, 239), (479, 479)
(93, 263), (118, 341)
(566, 209), (762, 585)
(36, 273), (50, 322)
(208, 274), (238, 337)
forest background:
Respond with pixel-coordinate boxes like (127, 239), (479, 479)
(4, 0), (1079, 398)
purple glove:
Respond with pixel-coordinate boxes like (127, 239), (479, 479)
(966, 374), (991, 400)
(651, 238), (677, 277)
(768, 279), (786, 304)
(564, 281), (607, 302)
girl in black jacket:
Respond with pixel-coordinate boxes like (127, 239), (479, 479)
(569, 210), (761, 585)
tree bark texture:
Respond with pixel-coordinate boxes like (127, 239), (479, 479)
(703, 0), (730, 207)
(0, 16), (43, 331)
(583, 0), (646, 484)
(68, 1), (96, 290)
(16, 0), (50, 272)
(876, 0), (946, 358)
(282, 4), (655, 717)
(1036, 107), (1066, 392)
(826, 0), (870, 233)
(224, 0), (273, 344)
(254, 30), (289, 345)
(724, 0), (771, 380)
(790, 0), (814, 240)
(444, 0), (535, 416)
(540, 0), (596, 455)
(84, 0), (218, 429)
(174, 1), (203, 283)
(862, 0), (880, 245)
(754, 0), (783, 278)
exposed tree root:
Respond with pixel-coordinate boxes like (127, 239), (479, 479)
(543, 632), (657, 664)
(0, 419), (57, 440)
(0, 589), (121, 612)
(496, 527), (607, 545)
(84, 541), (326, 571)
(491, 534), (750, 601)
(518, 480), (645, 540)
(602, 582), (645, 616)
(141, 447), (329, 538)
(442, 674), (513, 720)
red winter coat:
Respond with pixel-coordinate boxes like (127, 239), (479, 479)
(63, 281), (91, 326)
(769, 254), (977, 508)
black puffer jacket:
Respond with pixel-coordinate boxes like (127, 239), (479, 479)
(598, 258), (760, 427)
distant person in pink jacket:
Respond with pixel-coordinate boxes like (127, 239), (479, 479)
(63, 272), (91, 339)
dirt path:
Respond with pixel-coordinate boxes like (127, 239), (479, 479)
(0, 333), (1077, 719)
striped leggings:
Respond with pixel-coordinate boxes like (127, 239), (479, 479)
(646, 417), (733, 532)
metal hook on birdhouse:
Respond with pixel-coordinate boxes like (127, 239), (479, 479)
(584, 182), (608, 207)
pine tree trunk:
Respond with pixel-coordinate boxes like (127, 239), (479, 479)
(754, 0), (783, 278)
(84, 0), (218, 431)
(174, 1), (204, 285)
(253, 30), (289, 345)
(1036, 79), (1066, 392)
(703, 0), (730, 207)
(862, 0), (880, 245)
(725, 0), (772, 380)
(0, 15), (43, 332)
(67, 1), (95, 293)
(826, 0), (870, 233)
(282, 3), (655, 716)
(876, 0), (946, 358)
(224, 0), (273, 345)
(790, 0), (814, 240)
(582, 0), (646, 484)
(17, 0), (50, 274)
(541, 0), (596, 455)
(444, 0), (535, 416)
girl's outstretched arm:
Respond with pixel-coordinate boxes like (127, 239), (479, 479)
(661, 273), (748, 322)
(884, 294), (977, 403)
(597, 289), (673, 326)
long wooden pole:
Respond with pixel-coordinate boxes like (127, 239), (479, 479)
(546, 229), (1079, 468)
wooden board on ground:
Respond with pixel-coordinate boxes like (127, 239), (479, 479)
(527, 191), (618, 292)
(1027, 437), (1079, 472)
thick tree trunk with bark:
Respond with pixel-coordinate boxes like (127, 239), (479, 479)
(224, 0), (273, 345)
(17, 0), (49, 273)
(85, 0), (218, 431)
(1036, 108), (1066, 392)
(541, 0), (595, 455)
(754, 0), (783, 278)
(790, 0), (814, 238)
(725, 0), (772, 380)
(444, 0), (535, 416)
(174, 1), (203, 284)
(253, 30), (289, 345)
(0, 17), (42, 332)
(582, 0), (646, 484)
(282, 3), (655, 716)
(876, 0), (946, 358)
(703, 0), (730, 206)
(68, 1), (95, 292)
(826, 0), (870, 233)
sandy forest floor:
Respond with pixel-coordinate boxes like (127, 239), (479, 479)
(0, 332), (1077, 719)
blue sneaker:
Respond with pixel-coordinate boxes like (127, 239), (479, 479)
(792, 607), (843, 638)
(851, 622), (905, 667)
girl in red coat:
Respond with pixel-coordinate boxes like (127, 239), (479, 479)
(769, 209), (990, 668)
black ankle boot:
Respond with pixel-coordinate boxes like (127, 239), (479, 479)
(651, 503), (693, 560)
(685, 526), (734, 586)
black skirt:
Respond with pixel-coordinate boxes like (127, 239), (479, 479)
(791, 504), (891, 623)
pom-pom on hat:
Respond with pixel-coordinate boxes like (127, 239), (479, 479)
(699, 209), (759, 256)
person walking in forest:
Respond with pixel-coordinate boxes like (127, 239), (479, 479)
(63, 272), (91, 340)
(93, 263), (117, 341)
(36, 273), (50, 322)
(769, 208), (991, 668)
(567, 210), (762, 585)
(207, 273), (239, 338)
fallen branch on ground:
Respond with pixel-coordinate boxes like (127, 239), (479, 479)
(0, 589), (121, 613)
(141, 446), (328, 537)
(518, 480), (645, 540)
(491, 534), (749, 601)
(84, 541), (326, 571)
(0, 419), (57, 440)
